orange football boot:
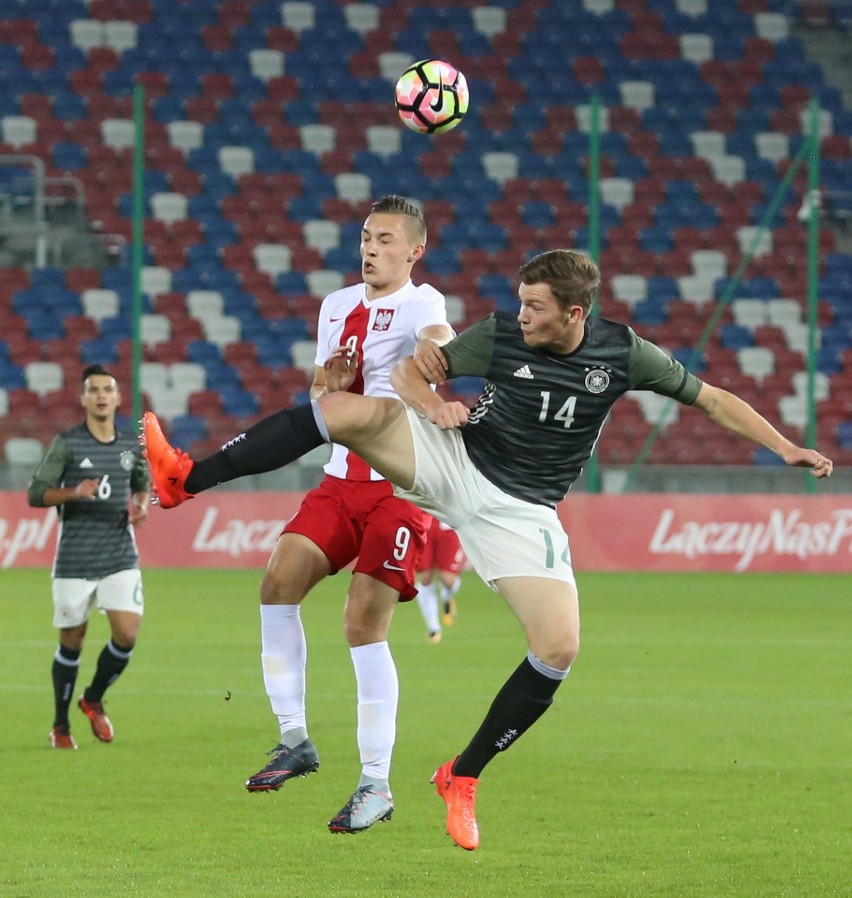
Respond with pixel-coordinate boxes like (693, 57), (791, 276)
(431, 757), (480, 850)
(141, 411), (194, 508)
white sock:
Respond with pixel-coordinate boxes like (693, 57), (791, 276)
(350, 641), (398, 785)
(438, 577), (460, 607)
(260, 604), (308, 743)
(415, 581), (441, 634)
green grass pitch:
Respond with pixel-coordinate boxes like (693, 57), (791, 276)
(2, 568), (849, 897)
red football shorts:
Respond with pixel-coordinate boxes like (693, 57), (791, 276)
(284, 475), (428, 601)
(417, 516), (465, 574)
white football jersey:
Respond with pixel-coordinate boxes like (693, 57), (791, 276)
(315, 279), (449, 480)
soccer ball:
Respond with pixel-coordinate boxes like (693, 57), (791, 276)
(394, 59), (470, 135)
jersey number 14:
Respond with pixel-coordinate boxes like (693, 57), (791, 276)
(538, 392), (576, 428)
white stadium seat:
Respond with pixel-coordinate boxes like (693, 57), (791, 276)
(344, 4), (380, 34)
(150, 192), (188, 224)
(249, 48), (285, 81)
(303, 220), (341, 253)
(104, 20), (138, 52)
(5, 437), (44, 466)
(306, 269), (345, 297)
(253, 243), (292, 277)
(186, 290), (225, 319)
(25, 361), (63, 397)
(472, 6), (506, 36)
(619, 81), (654, 112)
(69, 19), (104, 51)
(737, 346), (775, 382)
(140, 314), (172, 346)
(167, 120), (204, 154)
(101, 118), (135, 150)
(218, 146), (255, 178)
(1, 115), (36, 149)
(141, 266), (172, 296)
(81, 288), (120, 321)
(610, 274), (647, 307)
(281, 2), (316, 31)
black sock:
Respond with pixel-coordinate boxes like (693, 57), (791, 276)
(453, 657), (564, 779)
(185, 404), (325, 494)
(52, 645), (81, 728)
(85, 640), (133, 703)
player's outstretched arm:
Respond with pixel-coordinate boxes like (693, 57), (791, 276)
(693, 383), (833, 477)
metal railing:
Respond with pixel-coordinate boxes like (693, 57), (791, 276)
(0, 154), (48, 266)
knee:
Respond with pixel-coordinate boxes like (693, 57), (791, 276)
(260, 568), (294, 605)
(60, 624), (87, 652)
(342, 606), (370, 647)
(112, 622), (140, 649)
(342, 597), (392, 647)
(535, 632), (580, 672)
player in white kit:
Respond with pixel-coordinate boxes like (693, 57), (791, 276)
(244, 196), (454, 834)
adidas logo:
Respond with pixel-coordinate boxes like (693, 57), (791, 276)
(513, 365), (534, 379)
(79, 457), (94, 468)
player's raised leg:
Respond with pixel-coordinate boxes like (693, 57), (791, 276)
(142, 394), (415, 508)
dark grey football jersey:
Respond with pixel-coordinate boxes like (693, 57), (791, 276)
(441, 312), (703, 506)
(27, 423), (149, 578)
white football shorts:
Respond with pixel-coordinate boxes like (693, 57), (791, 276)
(393, 408), (575, 589)
(52, 569), (144, 628)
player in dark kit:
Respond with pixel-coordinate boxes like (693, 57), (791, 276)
(143, 250), (832, 849)
(28, 365), (149, 749)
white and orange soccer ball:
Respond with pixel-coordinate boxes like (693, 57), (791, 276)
(394, 59), (470, 135)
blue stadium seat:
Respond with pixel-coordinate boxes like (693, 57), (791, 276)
(752, 446), (788, 466)
(186, 340), (223, 367)
(423, 249), (461, 277)
(719, 324), (755, 350)
(81, 338), (119, 365)
(169, 414), (209, 450)
(99, 316), (134, 340)
(837, 421), (852, 449)
(640, 227), (675, 254)
(276, 319), (310, 341)
(255, 338), (294, 369)
(632, 300), (668, 327)
(0, 361), (26, 390)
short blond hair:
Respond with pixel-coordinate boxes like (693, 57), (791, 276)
(370, 194), (427, 244)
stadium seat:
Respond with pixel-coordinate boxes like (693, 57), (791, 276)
(202, 315), (241, 347)
(1, 115), (37, 149)
(737, 346), (776, 382)
(303, 220), (341, 254)
(69, 19), (105, 51)
(186, 290), (224, 319)
(81, 289), (120, 322)
(4, 436), (44, 466)
(249, 48), (285, 81)
(150, 192), (188, 224)
(24, 361), (63, 397)
(218, 146), (254, 178)
(167, 120), (204, 155)
(140, 314), (172, 347)
(334, 172), (371, 203)
(101, 118), (135, 150)
(282, 2), (316, 32)
(253, 244), (293, 277)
